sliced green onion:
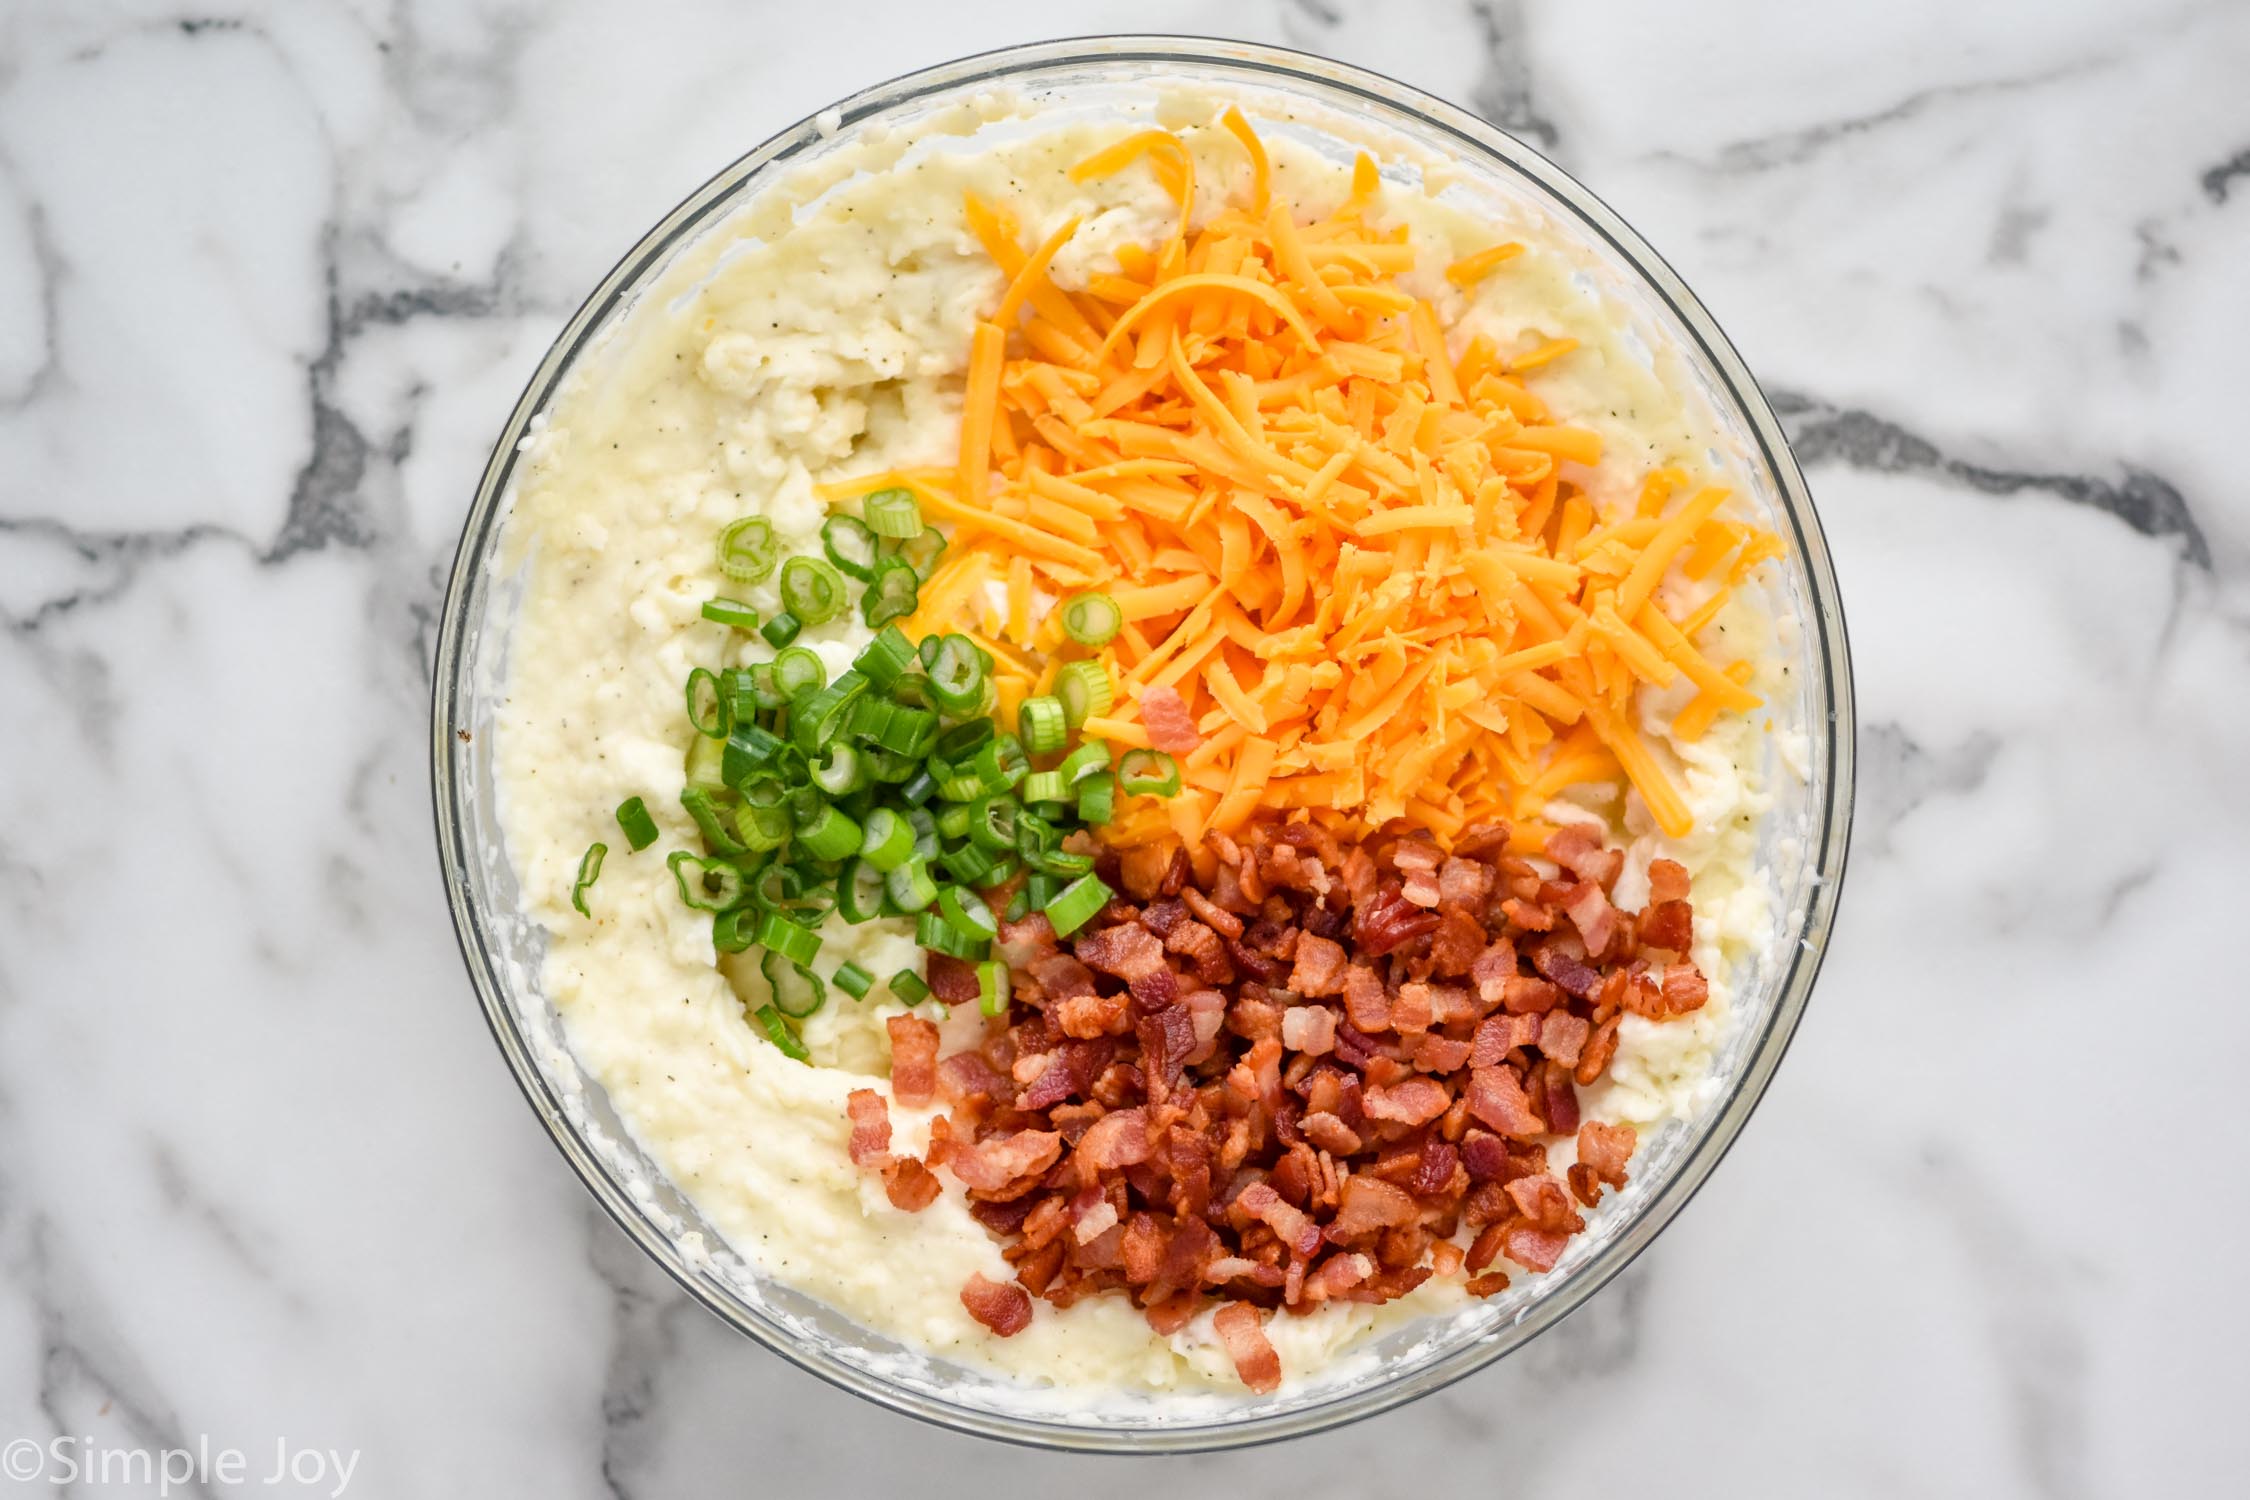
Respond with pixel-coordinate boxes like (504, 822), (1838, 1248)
(1044, 872), (1112, 936)
(701, 596), (760, 631)
(685, 667), (731, 739)
(925, 634), (988, 714)
(571, 842), (607, 917)
(934, 719), (994, 761)
(859, 807), (916, 871)
(900, 769), (938, 806)
(1059, 741), (1112, 784)
(857, 554), (917, 629)
(681, 785), (747, 856)
(942, 841), (1002, 886)
(888, 968), (932, 1006)
(684, 731), (727, 793)
(718, 516), (778, 584)
(713, 905), (759, 953)
(862, 745), (918, 783)
(792, 683), (864, 754)
(1002, 885), (1031, 922)
(968, 793), (1019, 853)
(1020, 769), (1068, 807)
(834, 961), (875, 999)
(917, 909), (988, 961)
(969, 734), (1028, 795)
(1026, 871), (1060, 911)
(935, 801), (975, 842)
(905, 806), (941, 861)
(780, 556), (846, 625)
(1076, 772), (1116, 825)
(1054, 659), (1114, 729)
(820, 515), (879, 580)
(761, 948), (825, 1018)
(669, 850), (748, 912)
(863, 487), (923, 538)
(733, 798), (791, 851)
(615, 797), (658, 851)
(837, 857), (887, 923)
(936, 770), (988, 804)
(852, 625), (917, 689)
(939, 883), (999, 943)
(885, 856), (938, 913)
(975, 959), (1011, 1018)
(753, 1003), (809, 1061)
(1014, 807), (1059, 859)
(1032, 845), (1095, 878)
(1017, 696), (1066, 756)
(892, 529), (946, 582)
(722, 723), (788, 789)
(1060, 591), (1122, 647)
(1118, 748), (1182, 797)
(772, 646), (826, 701)
(810, 743), (864, 796)
(797, 804), (863, 862)
(980, 854), (1021, 890)
(755, 910), (823, 967)
(760, 612), (801, 649)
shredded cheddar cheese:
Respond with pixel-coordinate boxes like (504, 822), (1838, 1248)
(888, 118), (1781, 844)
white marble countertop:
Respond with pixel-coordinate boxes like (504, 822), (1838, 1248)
(4, 0), (2245, 1494)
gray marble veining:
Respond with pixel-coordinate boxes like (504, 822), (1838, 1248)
(1, 0), (2243, 1494)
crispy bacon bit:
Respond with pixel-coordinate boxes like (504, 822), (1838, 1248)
(1364, 1076), (1450, 1127)
(882, 1156), (942, 1211)
(1647, 858), (1691, 904)
(1578, 1120), (1636, 1187)
(1139, 684), (1203, 753)
(1467, 1066), (1543, 1138)
(886, 1016), (940, 1107)
(1546, 823), (1625, 887)
(961, 1273), (1034, 1337)
(1280, 1003), (1337, 1056)
(945, 1130), (1063, 1195)
(924, 953), (982, 1006)
(845, 1089), (892, 1168)
(895, 811), (1698, 1337)
(1212, 1302), (1283, 1393)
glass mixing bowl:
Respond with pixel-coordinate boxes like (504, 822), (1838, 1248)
(430, 36), (1853, 1452)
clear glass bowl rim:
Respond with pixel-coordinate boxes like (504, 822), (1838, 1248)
(429, 33), (1856, 1454)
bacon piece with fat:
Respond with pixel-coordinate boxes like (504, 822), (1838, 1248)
(845, 1089), (892, 1168)
(886, 1015), (940, 1108)
(1213, 1303), (1282, 1393)
(961, 1273), (1034, 1336)
(1138, 684), (1203, 753)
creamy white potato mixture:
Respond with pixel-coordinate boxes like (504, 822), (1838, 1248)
(496, 93), (1777, 1393)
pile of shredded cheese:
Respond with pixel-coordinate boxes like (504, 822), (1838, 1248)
(844, 111), (1782, 852)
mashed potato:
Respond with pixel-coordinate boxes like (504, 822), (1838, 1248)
(495, 92), (1777, 1393)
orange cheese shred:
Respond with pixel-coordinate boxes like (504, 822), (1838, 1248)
(902, 115), (1781, 844)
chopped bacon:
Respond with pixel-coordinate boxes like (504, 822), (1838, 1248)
(945, 1130), (1063, 1195)
(1280, 1003), (1337, 1056)
(1342, 965), (1391, 1032)
(1288, 932), (1349, 996)
(1466, 1066), (1543, 1138)
(1333, 1175), (1419, 1239)
(845, 1089), (892, 1168)
(1077, 1107), (1153, 1171)
(1578, 1120), (1636, 1187)
(1561, 881), (1620, 958)
(1546, 823), (1624, 887)
(1647, 857), (1691, 904)
(1537, 1012), (1591, 1068)
(924, 953), (982, 1006)
(886, 1016), (940, 1108)
(1363, 1076), (1451, 1127)
(1139, 684), (1203, 753)
(881, 1156), (942, 1211)
(961, 1273), (1034, 1337)
(1637, 899), (1694, 955)
(1237, 1181), (1324, 1257)
(896, 810), (1695, 1332)
(1212, 1303), (1282, 1393)
(1075, 922), (1166, 982)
